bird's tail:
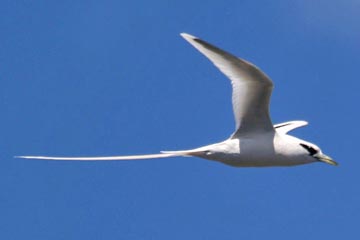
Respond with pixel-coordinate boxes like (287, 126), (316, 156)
(14, 152), (184, 161)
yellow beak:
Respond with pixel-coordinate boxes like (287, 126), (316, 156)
(315, 153), (338, 166)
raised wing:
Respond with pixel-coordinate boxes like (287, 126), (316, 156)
(181, 33), (274, 137)
(15, 152), (180, 161)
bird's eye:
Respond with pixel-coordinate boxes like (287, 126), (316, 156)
(300, 143), (318, 156)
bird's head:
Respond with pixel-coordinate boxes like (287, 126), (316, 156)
(299, 142), (338, 166)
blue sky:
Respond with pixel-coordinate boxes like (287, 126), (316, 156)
(1, 0), (359, 239)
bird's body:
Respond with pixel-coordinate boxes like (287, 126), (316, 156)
(17, 33), (337, 167)
(163, 126), (319, 167)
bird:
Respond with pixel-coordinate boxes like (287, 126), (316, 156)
(16, 33), (337, 167)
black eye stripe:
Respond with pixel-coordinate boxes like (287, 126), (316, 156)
(300, 143), (318, 155)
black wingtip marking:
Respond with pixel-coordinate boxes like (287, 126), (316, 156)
(193, 37), (211, 47)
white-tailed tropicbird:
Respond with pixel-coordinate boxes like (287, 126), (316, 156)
(16, 33), (337, 167)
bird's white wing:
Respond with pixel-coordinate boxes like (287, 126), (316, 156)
(181, 33), (274, 136)
(15, 153), (180, 161)
(274, 120), (308, 134)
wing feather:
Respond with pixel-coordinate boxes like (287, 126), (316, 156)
(181, 33), (274, 136)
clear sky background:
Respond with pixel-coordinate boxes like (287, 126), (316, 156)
(1, 0), (359, 239)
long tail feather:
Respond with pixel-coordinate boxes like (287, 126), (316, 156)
(14, 153), (180, 161)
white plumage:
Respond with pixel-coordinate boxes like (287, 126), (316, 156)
(16, 33), (337, 167)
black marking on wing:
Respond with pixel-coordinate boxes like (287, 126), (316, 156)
(275, 122), (292, 129)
